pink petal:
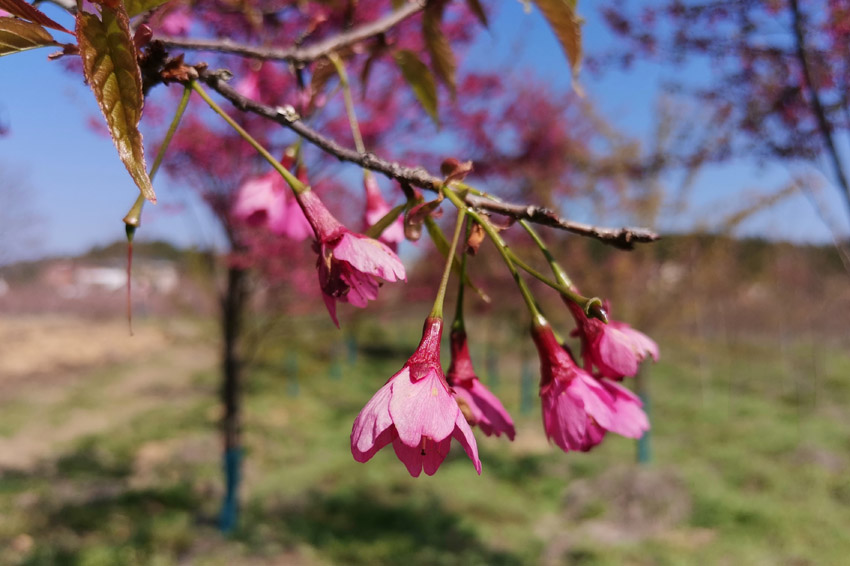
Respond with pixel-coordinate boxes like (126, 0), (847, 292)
(351, 379), (395, 461)
(467, 380), (515, 440)
(596, 326), (640, 378)
(541, 381), (588, 452)
(339, 265), (380, 307)
(270, 200), (312, 241)
(568, 372), (616, 430)
(333, 233), (406, 282)
(321, 292), (340, 328)
(600, 379), (650, 439)
(452, 413), (482, 475)
(422, 436), (452, 476)
(389, 369), (458, 447)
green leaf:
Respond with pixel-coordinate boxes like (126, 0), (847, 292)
(465, 0), (489, 28)
(77, 4), (156, 203)
(423, 0), (457, 98)
(393, 49), (439, 126)
(0, 18), (57, 57)
(532, 0), (583, 82)
(0, 0), (72, 34)
(122, 0), (172, 19)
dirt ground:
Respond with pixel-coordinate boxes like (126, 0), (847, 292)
(0, 315), (215, 471)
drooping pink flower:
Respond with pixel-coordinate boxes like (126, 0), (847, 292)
(532, 321), (649, 452)
(566, 299), (659, 379)
(446, 328), (515, 440)
(363, 173), (404, 251)
(232, 170), (312, 241)
(296, 189), (406, 326)
(351, 317), (482, 476)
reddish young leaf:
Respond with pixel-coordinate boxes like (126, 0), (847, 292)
(0, 18), (57, 56)
(393, 49), (439, 125)
(533, 0), (583, 82)
(0, 0), (73, 34)
(423, 0), (457, 98)
(76, 4), (156, 202)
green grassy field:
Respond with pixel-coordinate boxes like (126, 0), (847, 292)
(0, 318), (848, 565)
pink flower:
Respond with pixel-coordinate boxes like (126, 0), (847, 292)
(159, 8), (191, 36)
(532, 322), (648, 452)
(296, 189), (406, 326)
(363, 173), (404, 250)
(566, 299), (659, 379)
(351, 317), (482, 476)
(232, 171), (312, 241)
(446, 328), (515, 440)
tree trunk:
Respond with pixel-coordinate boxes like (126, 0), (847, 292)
(219, 264), (247, 533)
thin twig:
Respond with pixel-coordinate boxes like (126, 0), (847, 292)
(465, 195), (659, 249)
(159, 1), (426, 66)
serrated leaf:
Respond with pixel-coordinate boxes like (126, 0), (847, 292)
(465, 0), (488, 28)
(122, 0), (171, 19)
(77, 5), (156, 202)
(423, 0), (456, 98)
(393, 49), (439, 126)
(533, 0), (583, 81)
(0, 0), (72, 34)
(0, 18), (57, 57)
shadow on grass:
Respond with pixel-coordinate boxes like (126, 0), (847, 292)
(241, 487), (525, 566)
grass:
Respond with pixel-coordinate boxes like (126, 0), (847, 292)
(0, 320), (848, 565)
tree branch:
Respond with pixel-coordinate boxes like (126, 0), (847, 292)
(160, 0), (426, 66)
(194, 68), (657, 249)
(789, 0), (850, 220)
(465, 195), (659, 250)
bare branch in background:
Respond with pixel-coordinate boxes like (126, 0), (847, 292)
(160, 1), (426, 66)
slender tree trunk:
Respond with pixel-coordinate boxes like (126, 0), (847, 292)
(789, 0), (850, 222)
(219, 264), (247, 532)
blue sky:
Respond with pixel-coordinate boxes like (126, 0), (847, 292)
(0, 2), (846, 263)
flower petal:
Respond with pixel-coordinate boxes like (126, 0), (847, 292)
(389, 369), (458, 447)
(351, 379), (396, 462)
(452, 412), (482, 475)
(334, 233), (406, 282)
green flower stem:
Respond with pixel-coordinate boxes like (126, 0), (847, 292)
(123, 85), (193, 236)
(518, 219), (606, 320)
(328, 53), (366, 156)
(430, 208), (467, 320)
(450, 181), (604, 320)
(443, 187), (544, 324)
(519, 219), (572, 287)
(451, 217), (470, 333)
(190, 81), (307, 194)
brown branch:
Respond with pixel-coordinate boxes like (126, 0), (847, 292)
(194, 68), (657, 249)
(159, 0), (426, 66)
(789, 0), (850, 221)
(464, 195), (659, 250)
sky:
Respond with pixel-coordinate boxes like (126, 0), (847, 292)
(0, 1), (847, 263)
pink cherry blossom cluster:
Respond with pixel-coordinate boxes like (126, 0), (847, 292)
(533, 311), (654, 454)
(229, 164), (655, 477)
